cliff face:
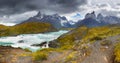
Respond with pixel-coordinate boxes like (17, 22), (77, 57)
(0, 21), (57, 36)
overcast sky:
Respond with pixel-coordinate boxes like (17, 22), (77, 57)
(0, 0), (120, 25)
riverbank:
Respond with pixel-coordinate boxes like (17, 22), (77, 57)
(0, 46), (32, 63)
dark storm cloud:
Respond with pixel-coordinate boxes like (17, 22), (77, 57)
(49, 0), (86, 7)
(47, 0), (87, 13)
(0, 0), (87, 15)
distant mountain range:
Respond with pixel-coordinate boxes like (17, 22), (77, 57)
(21, 11), (120, 28)
(75, 11), (120, 27)
(22, 12), (74, 29)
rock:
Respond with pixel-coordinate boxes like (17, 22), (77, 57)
(85, 11), (96, 19)
(18, 40), (24, 43)
(49, 40), (60, 48)
(31, 42), (47, 47)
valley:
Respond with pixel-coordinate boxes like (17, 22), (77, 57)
(0, 11), (120, 63)
(0, 24), (120, 63)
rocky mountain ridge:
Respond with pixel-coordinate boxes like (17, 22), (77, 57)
(23, 12), (74, 29)
(76, 11), (120, 27)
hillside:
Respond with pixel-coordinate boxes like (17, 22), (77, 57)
(0, 24), (120, 63)
(39, 25), (120, 63)
(0, 22), (56, 36)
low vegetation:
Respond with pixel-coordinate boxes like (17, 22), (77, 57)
(1, 23), (120, 62)
(56, 26), (120, 49)
(24, 48), (32, 52)
(0, 22), (56, 36)
(57, 26), (88, 48)
(100, 40), (111, 46)
(65, 51), (77, 62)
(39, 25), (120, 62)
(31, 48), (54, 61)
(14, 25), (120, 62)
(32, 51), (48, 61)
(30, 25), (120, 62)
(114, 42), (120, 63)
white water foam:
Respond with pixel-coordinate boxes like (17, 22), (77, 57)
(0, 30), (68, 51)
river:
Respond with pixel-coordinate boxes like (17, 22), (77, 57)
(0, 30), (68, 51)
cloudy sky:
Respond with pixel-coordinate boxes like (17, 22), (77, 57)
(0, 0), (120, 25)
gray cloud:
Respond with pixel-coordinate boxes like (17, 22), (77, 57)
(0, 0), (87, 15)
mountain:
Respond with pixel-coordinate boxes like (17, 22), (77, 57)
(97, 14), (120, 24)
(85, 11), (96, 19)
(75, 11), (120, 27)
(75, 11), (102, 27)
(76, 18), (101, 27)
(23, 11), (73, 29)
(19, 11), (120, 28)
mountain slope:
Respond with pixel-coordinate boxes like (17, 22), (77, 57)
(0, 22), (56, 36)
(0, 24), (120, 63)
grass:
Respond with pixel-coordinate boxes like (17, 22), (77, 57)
(24, 48), (32, 52)
(56, 26), (120, 50)
(65, 51), (77, 62)
(57, 26), (88, 47)
(0, 22), (56, 36)
(114, 42), (120, 62)
(32, 51), (48, 61)
(29, 25), (120, 61)
(0, 54), (2, 58)
(31, 48), (55, 61)
(1, 24), (120, 62)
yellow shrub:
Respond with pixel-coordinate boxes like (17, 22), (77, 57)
(0, 22), (56, 36)
(65, 51), (77, 62)
(32, 51), (48, 61)
(114, 42), (120, 62)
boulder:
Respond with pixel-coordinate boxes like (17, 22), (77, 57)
(18, 40), (24, 43)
